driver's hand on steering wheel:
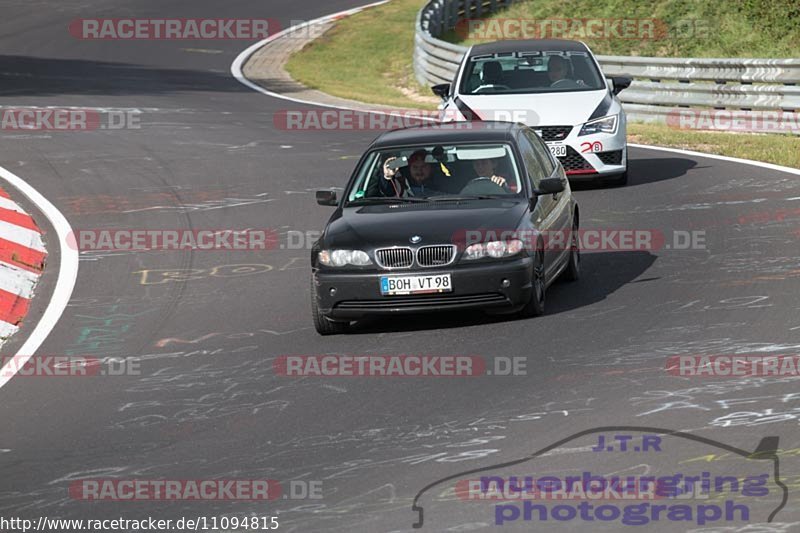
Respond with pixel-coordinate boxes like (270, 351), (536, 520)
(490, 175), (507, 188)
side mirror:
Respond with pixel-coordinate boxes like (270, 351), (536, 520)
(316, 190), (338, 206)
(431, 83), (451, 100)
(610, 76), (632, 95)
(535, 177), (565, 195)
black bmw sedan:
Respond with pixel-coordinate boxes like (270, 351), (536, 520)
(311, 121), (579, 335)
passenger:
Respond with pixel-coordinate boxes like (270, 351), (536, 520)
(381, 149), (448, 196)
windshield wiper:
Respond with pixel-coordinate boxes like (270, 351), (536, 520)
(347, 196), (430, 205)
(426, 195), (502, 201)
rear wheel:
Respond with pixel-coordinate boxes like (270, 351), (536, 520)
(561, 218), (580, 282)
(519, 247), (546, 317)
(311, 276), (349, 335)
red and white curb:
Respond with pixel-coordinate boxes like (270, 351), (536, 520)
(0, 164), (77, 390)
(0, 186), (47, 343)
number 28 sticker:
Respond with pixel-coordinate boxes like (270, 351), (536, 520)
(581, 141), (603, 153)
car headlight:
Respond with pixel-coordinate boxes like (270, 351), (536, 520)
(318, 249), (372, 267)
(463, 239), (523, 260)
(578, 114), (618, 136)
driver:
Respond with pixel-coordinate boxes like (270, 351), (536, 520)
(547, 55), (571, 86)
(472, 158), (511, 190)
(481, 61), (504, 86)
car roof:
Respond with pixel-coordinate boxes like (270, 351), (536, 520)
(469, 39), (589, 56)
(370, 121), (522, 149)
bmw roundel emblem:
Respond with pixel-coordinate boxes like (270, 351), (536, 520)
(410, 235), (422, 244)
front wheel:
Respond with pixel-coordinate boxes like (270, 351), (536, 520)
(606, 150), (628, 186)
(519, 248), (546, 317)
(311, 276), (349, 335)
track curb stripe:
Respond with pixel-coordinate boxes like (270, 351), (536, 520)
(0, 186), (46, 344)
(0, 236), (46, 273)
(0, 287), (30, 325)
(0, 206), (42, 233)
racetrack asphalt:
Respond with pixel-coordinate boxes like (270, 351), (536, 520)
(1, 1), (800, 531)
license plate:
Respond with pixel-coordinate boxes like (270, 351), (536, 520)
(548, 144), (567, 157)
(380, 274), (452, 295)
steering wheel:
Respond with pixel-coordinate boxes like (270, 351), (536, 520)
(474, 84), (511, 93)
(460, 177), (507, 195)
(551, 78), (578, 89)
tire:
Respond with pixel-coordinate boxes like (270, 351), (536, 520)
(311, 276), (349, 335)
(606, 151), (628, 186)
(519, 247), (546, 317)
(561, 218), (580, 282)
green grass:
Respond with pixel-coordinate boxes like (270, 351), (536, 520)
(629, 123), (800, 169)
(285, 0), (433, 109)
(444, 0), (800, 57)
(284, 0), (800, 168)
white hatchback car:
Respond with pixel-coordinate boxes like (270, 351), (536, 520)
(434, 39), (631, 185)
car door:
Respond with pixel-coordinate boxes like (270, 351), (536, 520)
(524, 129), (572, 273)
(516, 131), (558, 273)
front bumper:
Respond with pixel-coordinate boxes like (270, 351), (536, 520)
(314, 257), (533, 320)
(542, 125), (627, 179)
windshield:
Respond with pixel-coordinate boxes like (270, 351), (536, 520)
(346, 143), (523, 204)
(459, 50), (606, 95)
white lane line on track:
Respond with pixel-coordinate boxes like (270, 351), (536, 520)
(0, 165), (79, 390)
(231, 3), (800, 180)
(628, 143), (800, 177)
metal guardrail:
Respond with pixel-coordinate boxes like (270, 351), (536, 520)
(413, 0), (800, 131)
